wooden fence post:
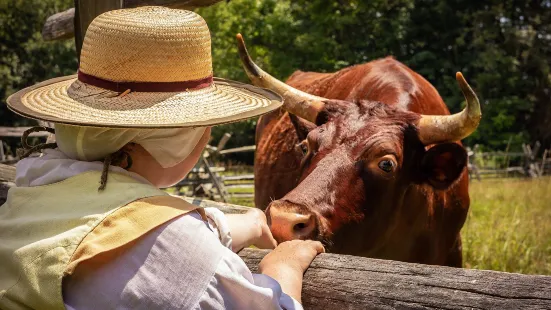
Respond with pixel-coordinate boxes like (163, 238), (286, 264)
(540, 149), (548, 176)
(467, 145), (481, 181)
(44, 0), (226, 42)
(216, 133), (232, 154)
(74, 0), (124, 62)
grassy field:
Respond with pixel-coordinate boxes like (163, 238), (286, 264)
(463, 177), (551, 275)
(221, 172), (551, 275)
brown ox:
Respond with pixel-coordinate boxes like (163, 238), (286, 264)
(237, 35), (481, 267)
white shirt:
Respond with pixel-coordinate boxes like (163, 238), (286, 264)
(15, 149), (301, 310)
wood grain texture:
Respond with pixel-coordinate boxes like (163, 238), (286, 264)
(0, 164), (16, 183)
(74, 0), (124, 61)
(42, 0), (225, 41)
(124, 0), (223, 9)
(239, 248), (551, 310)
(0, 127), (51, 138)
(41, 8), (75, 41)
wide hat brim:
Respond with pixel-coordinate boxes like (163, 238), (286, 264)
(6, 75), (282, 128)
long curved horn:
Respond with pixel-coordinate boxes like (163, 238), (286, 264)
(236, 33), (325, 124)
(418, 72), (482, 145)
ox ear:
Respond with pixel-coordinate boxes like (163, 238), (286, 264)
(289, 113), (317, 141)
(421, 143), (467, 190)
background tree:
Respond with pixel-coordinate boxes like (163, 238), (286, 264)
(0, 0), (76, 126)
(200, 0), (550, 159)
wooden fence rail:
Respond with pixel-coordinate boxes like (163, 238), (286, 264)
(467, 142), (551, 180)
(240, 249), (551, 309)
(0, 127), (51, 138)
(0, 164), (550, 309)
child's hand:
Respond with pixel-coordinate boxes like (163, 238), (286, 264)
(259, 240), (325, 275)
(226, 208), (277, 252)
(258, 240), (325, 303)
(246, 208), (277, 249)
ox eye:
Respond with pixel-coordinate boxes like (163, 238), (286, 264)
(378, 159), (395, 173)
(297, 140), (309, 156)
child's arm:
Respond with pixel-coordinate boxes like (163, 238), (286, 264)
(225, 208), (277, 252)
(259, 240), (325, 304)
(225, 209), (324, 304)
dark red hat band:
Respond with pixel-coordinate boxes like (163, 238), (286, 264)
(77, 70), (213, 93)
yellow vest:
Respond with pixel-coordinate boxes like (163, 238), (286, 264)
(0, 171), (201, 310)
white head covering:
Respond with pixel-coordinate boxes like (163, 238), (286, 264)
(54, 124), (207, 168)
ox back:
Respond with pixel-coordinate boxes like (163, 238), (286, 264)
(254, 57), (470, 267)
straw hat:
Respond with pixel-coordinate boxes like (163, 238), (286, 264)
(6, 7), (282, 128)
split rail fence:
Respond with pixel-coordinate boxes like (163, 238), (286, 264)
(172, 133), (255, 203)
(467, 142), (551, 180)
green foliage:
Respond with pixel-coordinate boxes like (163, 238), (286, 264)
(0, 0), (76, 127)
(402, 1), (550, 151)
(199, 0), (551, 161)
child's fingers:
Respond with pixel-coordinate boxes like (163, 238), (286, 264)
(305, 240), (325, 254)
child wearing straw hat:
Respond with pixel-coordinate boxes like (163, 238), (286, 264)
(0, 7), (324, 310)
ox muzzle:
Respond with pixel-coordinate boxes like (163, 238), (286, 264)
(265, 200), (322, 243)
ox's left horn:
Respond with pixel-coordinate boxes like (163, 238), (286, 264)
(236, 33), (326, 124)
(418, 72), (482, 145)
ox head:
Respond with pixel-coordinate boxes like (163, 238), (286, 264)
(236, 34), (481, 254)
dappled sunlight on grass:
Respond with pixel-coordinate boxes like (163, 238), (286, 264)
(463, 177), (551, 275)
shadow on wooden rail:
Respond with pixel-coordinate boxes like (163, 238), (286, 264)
(0, 163), (550, 309)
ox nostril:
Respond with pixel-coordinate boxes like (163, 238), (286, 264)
(268, 204), (317, 242)
(291, 214), (316, 240)
(294, 222), (308, 231)
(292, 216), (314, 234)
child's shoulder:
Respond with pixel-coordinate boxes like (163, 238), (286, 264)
(64, 211), (230, 309)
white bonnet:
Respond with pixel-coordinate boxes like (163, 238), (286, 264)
(54, 124), (207, 168)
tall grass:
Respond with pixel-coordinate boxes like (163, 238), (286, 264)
(463, 177), (551, 275)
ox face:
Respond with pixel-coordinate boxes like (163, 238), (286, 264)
(266, 99), (467, 254)
(235, 34), (480, 256)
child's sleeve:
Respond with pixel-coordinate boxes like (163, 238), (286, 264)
(196, 244), (303, 310)
(203, 207), (233, 249)
(200, 207), (303, 310)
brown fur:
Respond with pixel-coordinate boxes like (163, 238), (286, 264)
(255, 57), (470, 267)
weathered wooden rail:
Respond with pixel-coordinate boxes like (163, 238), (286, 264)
(1, 163), (550, 309)
(174, 133), (255, 201)
(240, 249), (551, 309)
(467, 142), (551, 180)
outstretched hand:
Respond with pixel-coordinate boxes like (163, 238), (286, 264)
(259, 240), (325, 275)
(259, 240), (325, 304)
(225, 208), (277, 252)
(247, 208), (278, 249)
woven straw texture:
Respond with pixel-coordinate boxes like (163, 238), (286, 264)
(80, 8), (212, 82)
(7, 7), (282, 128)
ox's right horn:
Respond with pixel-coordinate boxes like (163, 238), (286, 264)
(236, 34), (325, 124)
(417, 72), (482, 145)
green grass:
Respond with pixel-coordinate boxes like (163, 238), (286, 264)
(227, 186), (254, 194)
(229, 197), (255, 207)
(463, 177), (551, 275)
